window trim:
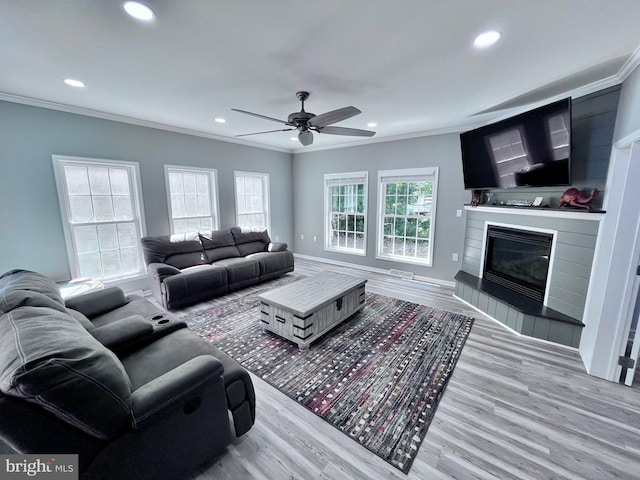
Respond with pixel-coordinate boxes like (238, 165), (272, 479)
(323, 171), (368, 256)
(376, 167), (438, 267)
(233, 171), (271, 232)
(52, 155), (147, 282)
(164, 165), (220, 234)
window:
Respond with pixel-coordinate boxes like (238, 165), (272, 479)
(52, 155), (146, 281)
(324, 171), (368, 255)
(234, 172), (270, 230)
(165, 166), (219, 234)
(546, 112), (570, 160)
(377, 167), (438, 266)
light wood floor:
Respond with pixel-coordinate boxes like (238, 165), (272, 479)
(189, 257), (640, 480)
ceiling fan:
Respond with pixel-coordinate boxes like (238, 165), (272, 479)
(232, 91), (376, 146)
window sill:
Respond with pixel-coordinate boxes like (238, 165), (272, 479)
(376, 254), (432, 267)
(325, 247), (366, 257)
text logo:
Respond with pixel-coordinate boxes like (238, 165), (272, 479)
(0, 455), (78, 480)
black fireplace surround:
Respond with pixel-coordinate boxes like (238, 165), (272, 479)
(483, 225), (553, 303)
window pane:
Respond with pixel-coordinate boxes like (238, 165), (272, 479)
(174, 218), (189, 233)
(171, 196), (186, 217)
(120, 247), (140, 274)
(169, 172), (183, 195)
(101, 250), (122, 277)
(69, 196), (93, 222)
(78, 252), (102, 278)
(109, 168), (130, 195)
(97, 224), (118, 250)
(113, 196), (133, 220)
(184, 195), (198, 217)
(88, 167), (111, 195)
(72, 226), (99, 254)
(117, 222), (137, 248)
(92, 196), (114, 221)
(65, 166), (90, 195)
(183, 173), (197, 195)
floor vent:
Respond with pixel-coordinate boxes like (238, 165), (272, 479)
(389, 269), (414, 280)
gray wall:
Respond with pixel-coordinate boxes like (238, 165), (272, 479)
(292, 134), (468, 282)
(614, 65), (640, 142)
(0, 100), (293, 281)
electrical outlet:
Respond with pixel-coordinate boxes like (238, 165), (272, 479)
(313, 235), (317, 242)
(456, 209), (462, 217)
(275, 236), (279, 241)
(300, 234), (304, 240)
(452, 253), (459, 261)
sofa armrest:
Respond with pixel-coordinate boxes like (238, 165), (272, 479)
(64, 286), (127, 318)
(130, 355), (225, 429)
(268, 242), (288, 252)
(148, 262), (181, 280)
(89, 315), (154, 351)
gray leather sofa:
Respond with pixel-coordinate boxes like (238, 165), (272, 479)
(0, 269), (255, 480)
(141, 227), (294, 310)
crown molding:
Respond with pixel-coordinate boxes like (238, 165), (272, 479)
(2, 44), (639, 156)
(0, 92), (293, 154)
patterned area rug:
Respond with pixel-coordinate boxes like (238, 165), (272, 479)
(178, 275), (474, 473)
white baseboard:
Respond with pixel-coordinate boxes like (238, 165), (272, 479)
(294, 253), (455, 288)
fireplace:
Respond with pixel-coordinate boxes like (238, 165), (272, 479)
(483, 225), (553, 303)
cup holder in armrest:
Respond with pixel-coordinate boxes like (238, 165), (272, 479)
(149, 314), (171, 325)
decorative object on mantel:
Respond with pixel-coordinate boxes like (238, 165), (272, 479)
(471, 189), (481, 206)
(559, 187), (600, 210)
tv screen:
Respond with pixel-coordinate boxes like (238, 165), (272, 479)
(460, 98), (571, 189)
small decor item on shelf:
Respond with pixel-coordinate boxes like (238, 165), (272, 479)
(471, 189), (481, 207)
(559, 187), (599, 210)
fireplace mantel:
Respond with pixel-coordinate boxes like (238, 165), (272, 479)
(464, 205), (604, 221)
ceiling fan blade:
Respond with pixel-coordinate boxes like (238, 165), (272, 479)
(308, 106), (361, 127)
(298, 130), (314, 146)
(317, 126), (376, 137)
(235, 128), (295, 137)
(231, 108), (290, 125)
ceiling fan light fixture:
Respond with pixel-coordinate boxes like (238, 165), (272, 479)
(123, 1), (156, 22)
(474, 30), (501, 48)
(298, 130), (313, 146)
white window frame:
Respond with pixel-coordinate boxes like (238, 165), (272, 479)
(324, 171), (368, 256)
(52, 155), (147, 282)
(376, 167), (438, 267)
(233, 171), (270, 231)
(164, 165), (220, 234)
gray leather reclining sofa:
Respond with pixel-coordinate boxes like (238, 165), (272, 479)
(141, 227), (294, 310)
(0, 269), (255, 480)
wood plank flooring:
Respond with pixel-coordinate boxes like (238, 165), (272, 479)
(188, 257), (640, 480)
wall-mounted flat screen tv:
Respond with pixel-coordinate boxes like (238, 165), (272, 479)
(460, 98), (571, 189)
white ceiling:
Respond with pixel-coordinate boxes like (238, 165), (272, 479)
(2, 0), (640, 153)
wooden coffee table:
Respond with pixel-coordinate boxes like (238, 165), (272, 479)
(257, 271), (367, 350)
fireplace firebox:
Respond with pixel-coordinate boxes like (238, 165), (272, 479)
(483, 225), (553, 303)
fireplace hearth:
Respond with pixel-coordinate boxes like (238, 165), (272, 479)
(483, 225), (553, 303)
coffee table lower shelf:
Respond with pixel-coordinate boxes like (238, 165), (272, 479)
(257, 272), (367, 350)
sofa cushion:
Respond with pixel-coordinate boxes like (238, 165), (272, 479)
(0, 305), (132, 440)
(199, 230), (241, 263)
(230, 227), (270, 256)
(230, 227), (271, 245)
(141, 233), (207, 269)
(0, 269), (66, 315)
(213, 257), (260, 289)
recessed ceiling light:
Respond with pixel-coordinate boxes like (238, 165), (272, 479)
(214, 118), (226, 123)
(63, 78), (85, 88)
(367, 122), (377, 128)
(123, 1), (155, 21)
(474, 30), (502, 48)
(290, 137), (298, 141)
